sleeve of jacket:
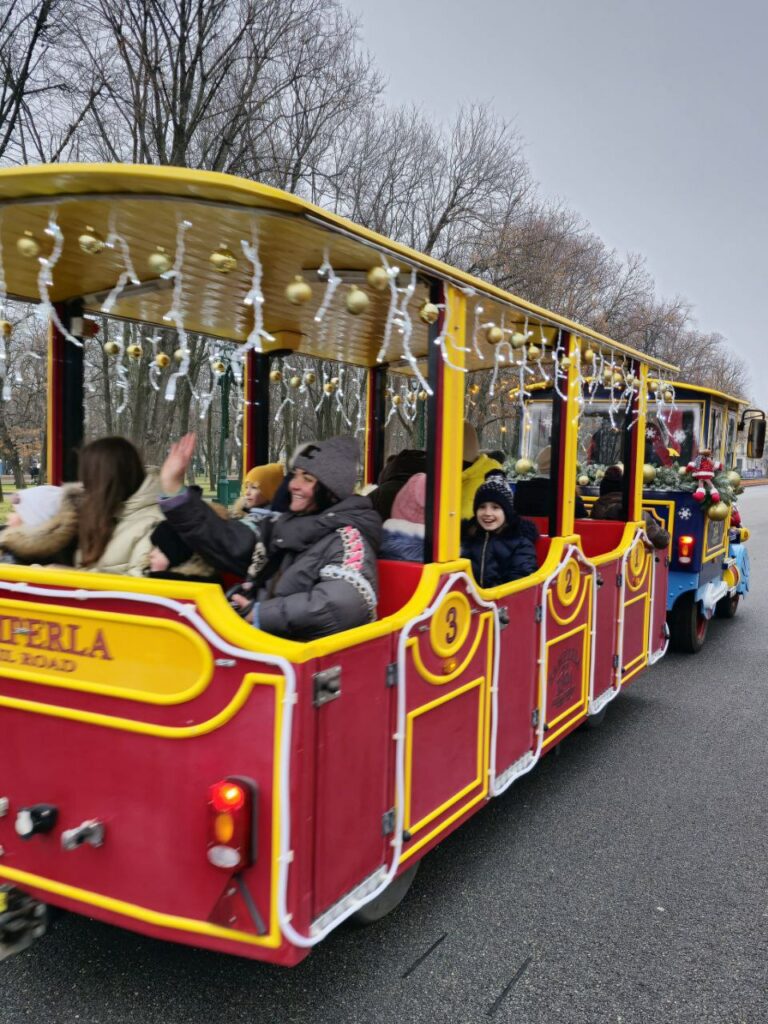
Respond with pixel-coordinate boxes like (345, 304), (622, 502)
(507, 536), (539, 580)
(160, 488), (263, 576)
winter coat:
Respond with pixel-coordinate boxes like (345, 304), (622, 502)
(161, 487), (382, 641)
(371, 449), (427, 520)
(379, 519), (425, 562)
(76, 472), (165, 576)
(0, 483), (82, 565)
(462, 517), (539, 589)
(513, 476), (588, 520)
(590, 490), (670, 549)
(460, 454), (504, 520)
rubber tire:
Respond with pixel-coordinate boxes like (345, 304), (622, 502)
(585, 705), (608, 729)
(349, 864), (419, 926)
(716, 592), (740, 619)
(668, 593), (708, 653)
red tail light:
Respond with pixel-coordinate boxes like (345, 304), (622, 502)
(207, 777), (257, 870)
(678, 534), (695, 565)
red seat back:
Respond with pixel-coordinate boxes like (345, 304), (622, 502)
(377, 560), (425, 619)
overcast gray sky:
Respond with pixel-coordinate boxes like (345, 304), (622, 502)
(347, 0), (767, 406)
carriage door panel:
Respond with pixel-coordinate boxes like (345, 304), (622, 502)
(592, 557), (621, 701)
(493, 587), (539, 783)
(401, 578), (494, 862)
(542, 555), (593, 747)
(312, 633), (393, 919)
(620, 536), (653, 683)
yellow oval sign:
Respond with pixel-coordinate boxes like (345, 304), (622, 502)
(429, 591), (471, 658)
(556, 559), (581, 607)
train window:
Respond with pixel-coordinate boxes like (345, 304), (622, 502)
(0, 302), (48, 487)
(708, 404), (723, 456)
(578, 408), (626, 470)
(725, 412), (737, 468)
(646, 402), (700, 466)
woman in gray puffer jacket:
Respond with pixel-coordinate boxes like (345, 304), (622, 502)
(159, 434), (381, 641)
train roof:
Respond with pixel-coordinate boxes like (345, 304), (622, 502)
(654, 380), (749, 407)
(0, 163), (677, 373)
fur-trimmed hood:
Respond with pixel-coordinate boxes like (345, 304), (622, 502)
(0, 483), (82, 563)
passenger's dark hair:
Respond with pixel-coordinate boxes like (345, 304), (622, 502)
(78, 436), (146, 566)
(312, 481), (337, 512)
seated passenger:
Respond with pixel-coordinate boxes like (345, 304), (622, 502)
(462, 474), (538, 588)
(0, 484), (81, 565)
(460, 421), (503, 519)
(76, 437), (164, 576)
(232, 461), (284, 522)
(513, 445), (588, 519)
(380, 472), (426, 562)
(371, 448), (426, 520)
(145, 520), (218, 582)
(591, 465), (670, 549)
(159, 434), (382, 641)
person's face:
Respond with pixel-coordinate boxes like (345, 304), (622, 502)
(289, 468), (318, 513)
(244, 481), (264, 509)
(476, 502), (505, 532)
(149, 546), (170, 572)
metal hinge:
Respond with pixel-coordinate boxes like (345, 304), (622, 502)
(612, 654), (620, 669)
(382, 809), (395, 836)
(498, 607), (510, 630)
(386, 662), (398, 688)
(532, 708), (540, 727)
(534, 605), (543, 623)
(313, 666), (342, 707)
(616, 573), (623, 588)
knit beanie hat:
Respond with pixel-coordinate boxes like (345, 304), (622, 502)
(10, 485), (63, 529)
(391, 473), (426, 524)
(599, 465), (624, 496)
(149, 520), (194, 569)
(473, 474), (516, 524)
(244, 462), (284, 503)
(463, 421), (480, 464)
(293, 436), (359, 500)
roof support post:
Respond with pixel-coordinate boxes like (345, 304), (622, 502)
(47, 301), (84, 484)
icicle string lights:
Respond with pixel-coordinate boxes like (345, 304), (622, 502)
(240, 229), (274, 356)
(100, 215), (141, 315)
(313, 252), (341, 325)
(37, 214), (83, 348)
(163, 219), (192, 402)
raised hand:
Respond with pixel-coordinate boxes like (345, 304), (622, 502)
(161, 433), (197, 495)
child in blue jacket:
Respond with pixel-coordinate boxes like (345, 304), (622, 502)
(462, 474), (538, 588)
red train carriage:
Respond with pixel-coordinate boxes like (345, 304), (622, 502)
(0, 164), (678, 965)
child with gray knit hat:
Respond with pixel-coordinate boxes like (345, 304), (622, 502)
(461, 472), (539, 588)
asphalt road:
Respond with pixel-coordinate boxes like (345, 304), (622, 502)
(3, 489), (767, 1024)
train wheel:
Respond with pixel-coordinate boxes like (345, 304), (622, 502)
(349, 864), (419, 926)
(716, 592), (740, 619)
(669, 593), (708, 653)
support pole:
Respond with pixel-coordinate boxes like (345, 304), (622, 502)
(47, 301), (84, 484)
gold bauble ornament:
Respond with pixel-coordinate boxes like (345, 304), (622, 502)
(486, 326), (504, 345)
(289, 375), (302, 389)
(527, 344), (541, 360)
(103, 340), (120, 356)
(323, 381), (336, 394)
(209, 246), (237, 273)
(303, 371), (316, 385)
(285, 275), (312, 305)
(148, 248), (172, 275)
(583, 347), (595, 365)
(663, 388), (674, 402)
(418, 301), (440, 325)
(613, 372), (624, 386)
(642, 464), (657, 486)
(418, 390), (428, 401)
(154, 352), (171, 369)
(0, 320), (11, 337)
(330, 376), (339, 386)
(174, 348), (189, 363)
(366, 266), (390, 291)
(595, 469), (605, 481)
(469, 383), (481, 395)
(509, 332), (526, 348)
(78, 227), (105, 255)
(269, 369), (282, 383)
(212, 359), (227, 374)
(345, 285), (369, 315)
(707, 501), (729, 522)
(603, 366), (614, 382)
(392, 395), (402, 406)
(16, 232), (40, 258)
(515, 457), (534, 475)
(726, 470), (742, 487)
(126, 343), (143, 360)
(560, 356), (571, 369)
(577, 474), (590, 487)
